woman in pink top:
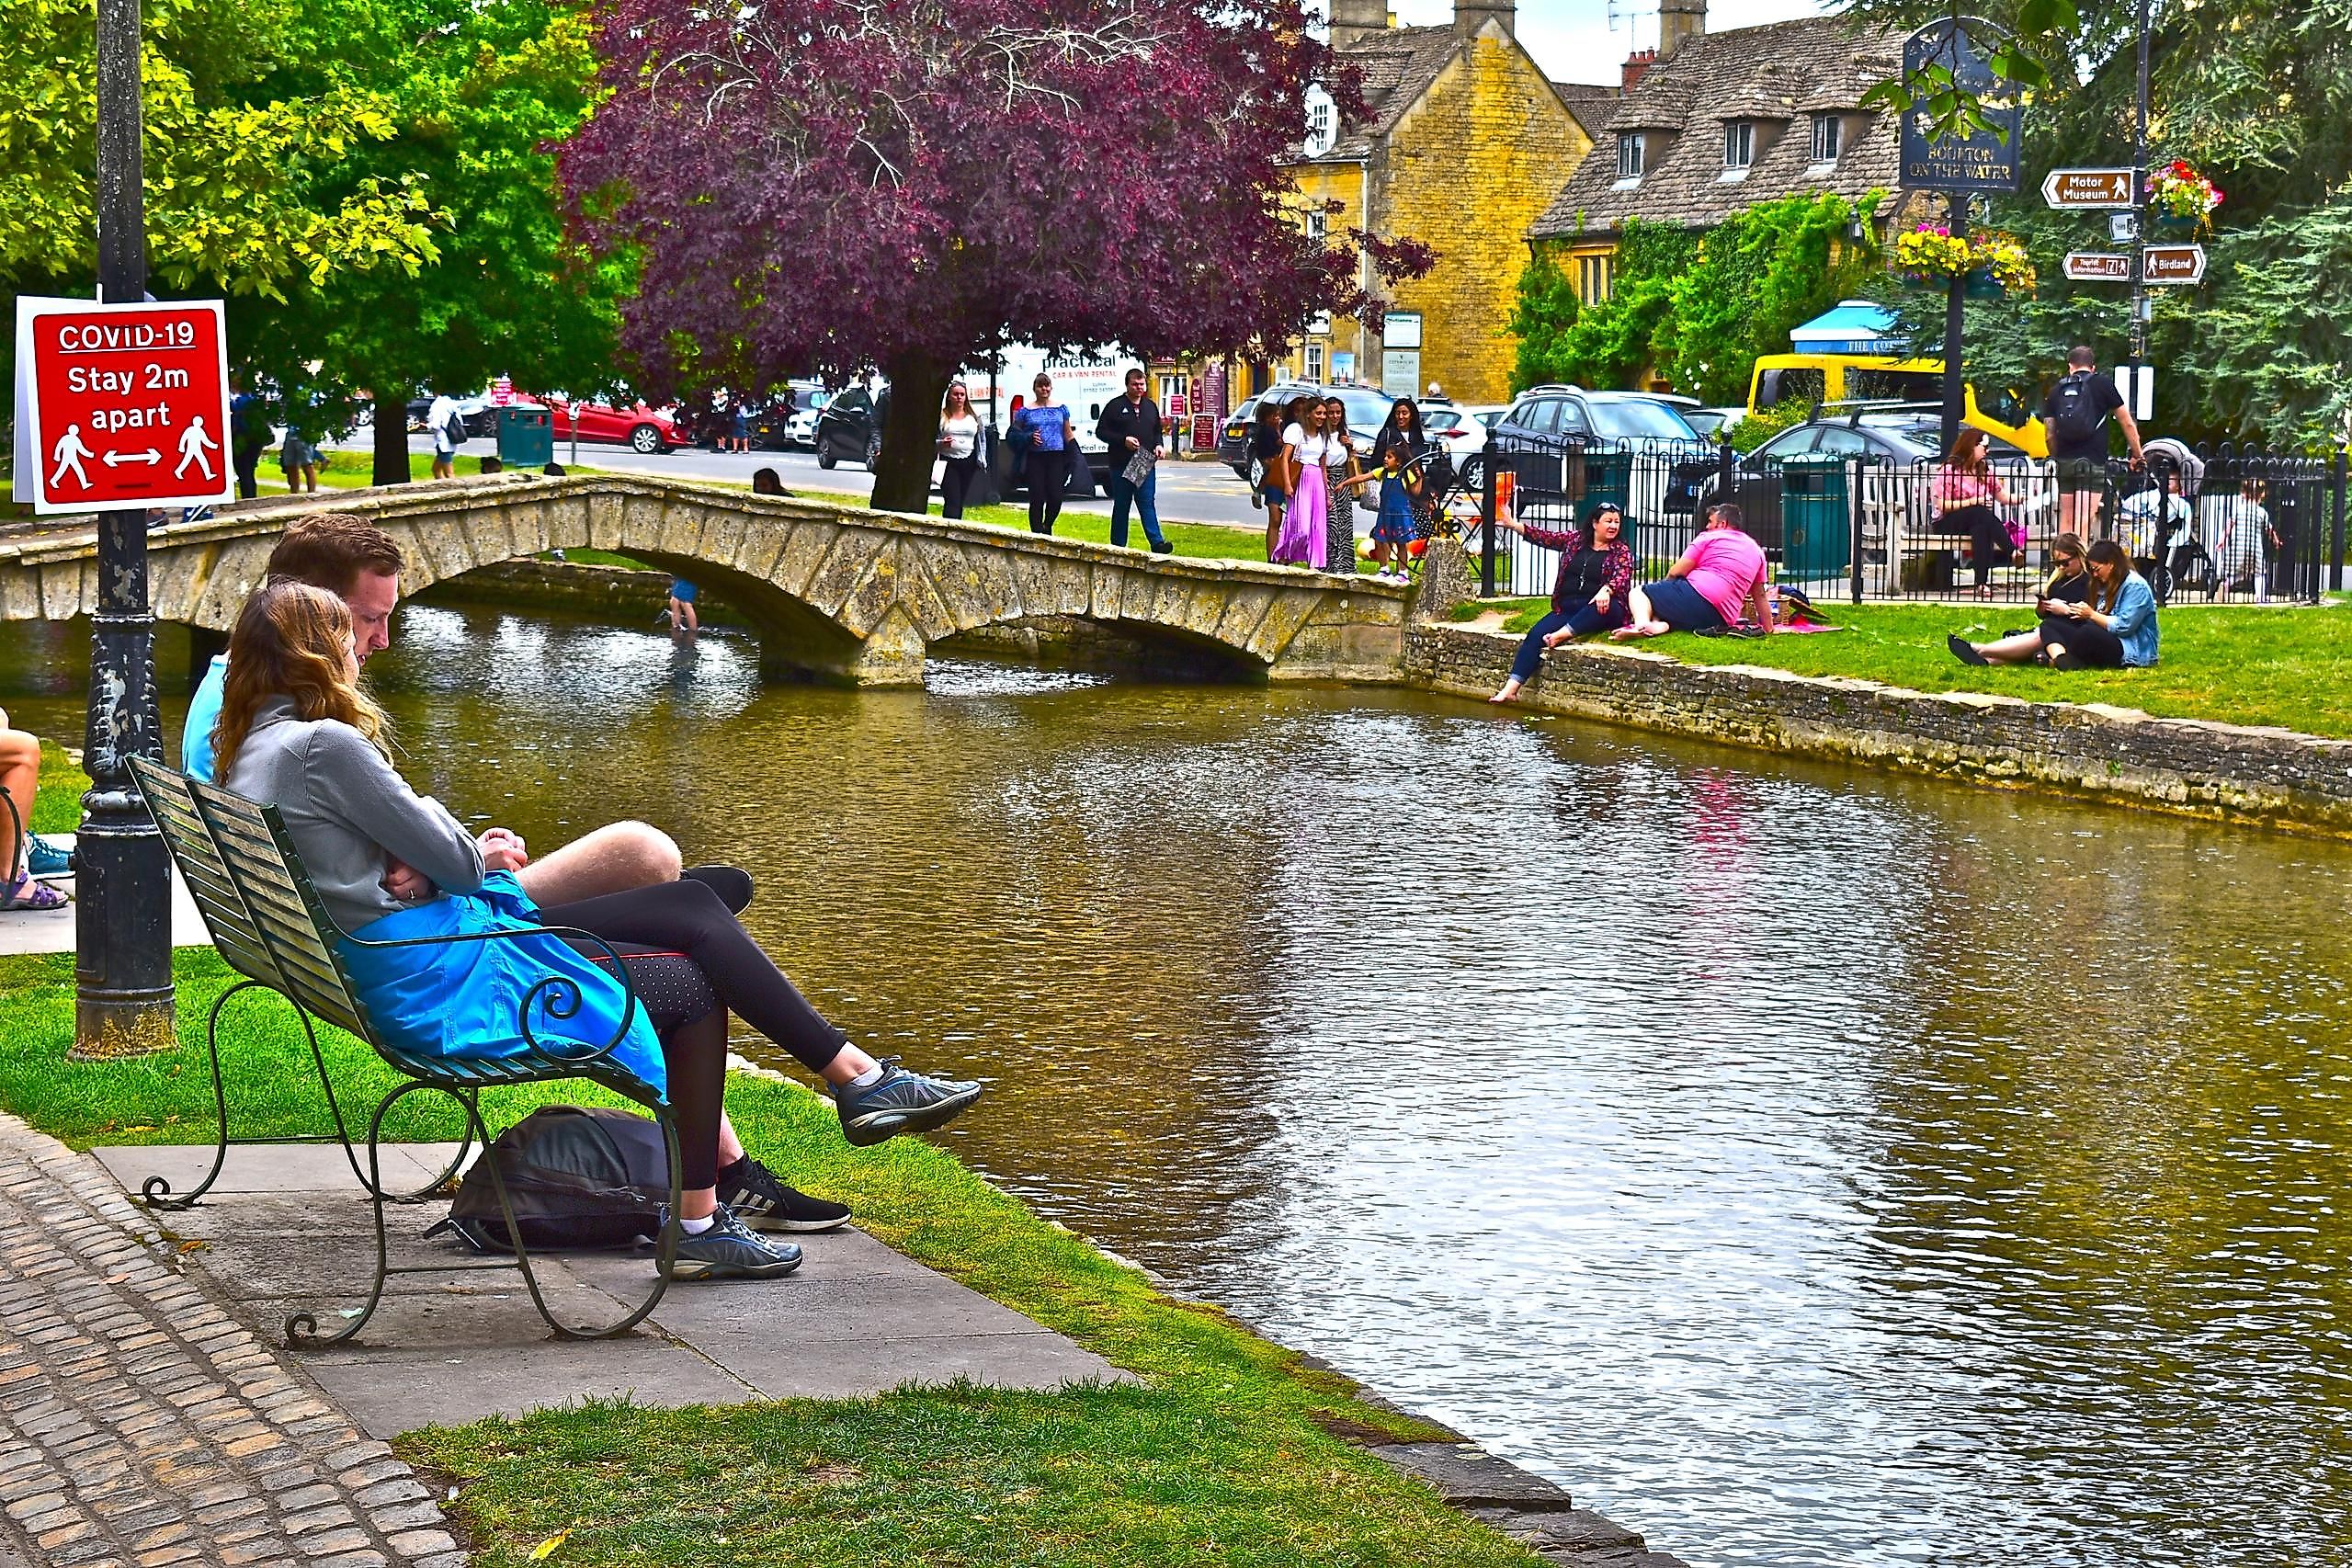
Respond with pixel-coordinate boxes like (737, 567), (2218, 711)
(1613, 502), (1776, 639)
(1934, 427), (2020, 598)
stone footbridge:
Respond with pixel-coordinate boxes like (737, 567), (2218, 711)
(0, 474), (1409, 685)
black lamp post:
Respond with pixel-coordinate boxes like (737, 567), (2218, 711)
(74, 0), (176, 1058)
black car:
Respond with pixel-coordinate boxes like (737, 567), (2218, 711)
(814, 387), (887, 468)
(1488, 384), (1711, 519)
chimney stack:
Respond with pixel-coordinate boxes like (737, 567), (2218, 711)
(1621, 48), (1655, 89)
(1658, 0), (1704, 59)
(1329, 0), (1386, 48)
(1454, 0), (1515, 41)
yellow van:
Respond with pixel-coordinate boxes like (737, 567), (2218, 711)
(1747, 353), (2047, 458)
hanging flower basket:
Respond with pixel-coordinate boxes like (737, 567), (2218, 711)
(1890, 224), (2035, 297)
(1891, 222), (1972, 286)
(2147, 159), (2221, 233)
(1969, 232), (2036, 296)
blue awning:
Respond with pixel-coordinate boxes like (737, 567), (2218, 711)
(1789, 301), (1900, 357)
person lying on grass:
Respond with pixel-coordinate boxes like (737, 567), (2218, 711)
(1611, 501), (1778, 641)
(1948, 538), (2159, 670)
(212, 581), (984, 1282)
(1487, 501), (1634, 704)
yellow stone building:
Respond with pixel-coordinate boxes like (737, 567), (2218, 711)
(1260, 0), (1607, 408)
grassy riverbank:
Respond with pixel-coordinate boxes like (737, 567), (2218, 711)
(1460, 597), (2352, 738)
(0, 945), (1534, 1567)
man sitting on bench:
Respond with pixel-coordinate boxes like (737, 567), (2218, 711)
(182, 515), (849, 1234)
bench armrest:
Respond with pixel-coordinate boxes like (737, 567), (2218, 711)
(341, 922), (646, 1071)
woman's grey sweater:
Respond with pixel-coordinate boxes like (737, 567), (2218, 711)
(219, 696), (485, 934)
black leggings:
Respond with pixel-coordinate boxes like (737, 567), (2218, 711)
(2037, 613), (2125, 666)
(941, 454), (981, 519)
(1027, 449), (1067, 534)
(543, 876), (848, 1190)
(1946, 504), (2012, 587)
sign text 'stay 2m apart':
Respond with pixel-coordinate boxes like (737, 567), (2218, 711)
(13, 297), (234, 515)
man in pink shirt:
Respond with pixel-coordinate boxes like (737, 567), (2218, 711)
(1613, 502), (1778, 638)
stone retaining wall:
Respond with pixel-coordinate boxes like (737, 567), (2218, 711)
(1404, 620), (2352, 837)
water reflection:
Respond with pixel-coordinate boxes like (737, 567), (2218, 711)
(4, 604), (2347, 1567)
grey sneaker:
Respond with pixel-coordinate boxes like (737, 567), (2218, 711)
(665, 1203), (803, 1280)
(835, 1059), (984, 1148)
(717, 1156), (851, 1233)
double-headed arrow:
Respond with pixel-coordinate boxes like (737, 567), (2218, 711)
(101, 448), (161, 467)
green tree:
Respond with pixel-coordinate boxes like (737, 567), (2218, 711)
(1506, 248), (1580, 392)
(231, 0), (634, 483)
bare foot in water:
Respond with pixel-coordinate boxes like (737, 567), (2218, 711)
(1489, 677), (1524, 704)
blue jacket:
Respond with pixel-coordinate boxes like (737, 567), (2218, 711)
(337, 871), (667, 1099)
(2108, 573), (2160, 666)
(184, 654), (228, 781)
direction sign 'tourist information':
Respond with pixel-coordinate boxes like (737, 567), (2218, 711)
(2063, 252), (2133, 282)
(2042, 168), (2137, 209)
(12, 297), (233, 516)
(2142, 244), (2208, 285)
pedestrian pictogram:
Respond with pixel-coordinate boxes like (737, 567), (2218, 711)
(12, 297), (233, 515)
(2042, 168), (2137, 209)
(2142, 244), (2207, 285)
(2062, 252), (2133, 281)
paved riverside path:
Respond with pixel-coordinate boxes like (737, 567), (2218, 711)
(89, 1142), (1127, 1438)
(0, 1112), (466, 1568)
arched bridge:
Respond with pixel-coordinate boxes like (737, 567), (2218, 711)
(0, 473), (1410, 685)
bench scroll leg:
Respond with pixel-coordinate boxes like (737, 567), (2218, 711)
(284, 1081), (416, 1349)
(139, 979), (252, 1211)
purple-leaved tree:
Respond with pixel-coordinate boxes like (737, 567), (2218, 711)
(562, 0), (1429, 512)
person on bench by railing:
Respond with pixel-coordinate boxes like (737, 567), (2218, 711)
(185, 514), (694, 908)
(1934, 428), (2021, 600)
(212, 581), (985, 1281)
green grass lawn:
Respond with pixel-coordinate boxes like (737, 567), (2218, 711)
(1458, 597), (2352, 738)
(0, 911), (1531, 1565)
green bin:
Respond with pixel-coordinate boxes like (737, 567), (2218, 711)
(1580, 447), (1632, 515)
(496, 405), (554, 468)
(1779, 456), (1851, 583)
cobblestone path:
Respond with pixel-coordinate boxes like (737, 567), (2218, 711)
(0, 1113), (467, 1568)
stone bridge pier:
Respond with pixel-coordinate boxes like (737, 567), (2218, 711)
(0, 474), (1414, 687)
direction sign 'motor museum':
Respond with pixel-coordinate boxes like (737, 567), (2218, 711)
(12, 297), (234, 516)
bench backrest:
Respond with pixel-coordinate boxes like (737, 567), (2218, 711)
(127, 755), (378, 1043)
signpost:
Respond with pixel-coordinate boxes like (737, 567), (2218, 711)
(15, 300), (233, 516)
(2142, 244), (2207, 285)
(2062, 252), (2133, 282)
(2042, 168), (2136, 209)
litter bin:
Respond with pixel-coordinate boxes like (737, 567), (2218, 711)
(1779, 456), (1851, 583)
(496, 406), (554, 469)
(1581, 446), (1632, 517)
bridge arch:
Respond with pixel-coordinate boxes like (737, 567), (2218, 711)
(0, 474), (1409, 687)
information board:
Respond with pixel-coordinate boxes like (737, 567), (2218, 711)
(1897, 18), (2025, 193)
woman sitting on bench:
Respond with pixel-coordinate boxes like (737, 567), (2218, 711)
(212, 581), (984, 1281)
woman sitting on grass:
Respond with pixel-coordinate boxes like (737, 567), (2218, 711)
(1948, 539), (2158, 669)
(2039, 533), (2092, 605)
(212, 581), (984, 1281)
(1488, 502), (1634, 704)
(1611, 502), (1777, 641)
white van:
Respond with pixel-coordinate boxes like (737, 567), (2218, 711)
(961, 345), (1135, 482)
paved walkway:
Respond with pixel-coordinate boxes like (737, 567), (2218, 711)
(0, 1111), (466, 1568)
(90, 1142), (1127, 1438)
(0, 840), (207, 959)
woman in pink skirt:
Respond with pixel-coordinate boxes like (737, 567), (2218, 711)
(1275, 395), (1329, 569)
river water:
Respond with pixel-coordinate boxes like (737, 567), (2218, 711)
(7, 604), (2350, 1567)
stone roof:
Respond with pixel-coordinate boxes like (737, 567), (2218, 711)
(1313, 26), (1461, 161)
(1529, 17), (1906, 239)
(1551, 81), (1624, 139)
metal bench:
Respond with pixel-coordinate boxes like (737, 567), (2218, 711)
(125, 755), (682, 1345)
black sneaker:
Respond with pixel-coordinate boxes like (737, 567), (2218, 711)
(665, 1203), (803, 1280)
(1150, 539), (1176, 554)
(835, 1059), (984, 1148)
(717, 1156), (851, 1233)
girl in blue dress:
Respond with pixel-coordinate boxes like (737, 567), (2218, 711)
(1337, 443), (1425, 582)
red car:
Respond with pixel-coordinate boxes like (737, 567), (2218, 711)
(522, 395), (687, 455)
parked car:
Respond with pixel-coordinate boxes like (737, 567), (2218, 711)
(813, 385), (884, 469)
(1682, 407), (1746, 440)
(1486, 384), (1712, 525)
(1423, 403), (1500, 490)
(530, 396), (687, 454)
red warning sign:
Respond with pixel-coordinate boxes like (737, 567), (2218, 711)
(13, 297), (233, 515)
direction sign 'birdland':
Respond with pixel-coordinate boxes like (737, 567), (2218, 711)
(2042, 168), (2137, 209)
(2142, 244), (2207, 285)
(2063, 252), (2134, 282)
(12, 297), (233, 515)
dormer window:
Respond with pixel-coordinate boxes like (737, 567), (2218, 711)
(1616, 132), (1646, 185)
(1722, 121), (1755, 171)
(1810, 112), (1842, 165)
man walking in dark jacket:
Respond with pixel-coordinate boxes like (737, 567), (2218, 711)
(1097, 369), (1173, 553)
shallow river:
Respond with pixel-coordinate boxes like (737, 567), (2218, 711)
(8, 606), (2351, 1567)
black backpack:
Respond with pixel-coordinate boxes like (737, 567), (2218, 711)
(2047, 372), (2107, 449)
(426, 1105), (670, 1254)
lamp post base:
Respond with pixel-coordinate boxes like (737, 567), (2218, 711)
(71, 992), (178, 1062)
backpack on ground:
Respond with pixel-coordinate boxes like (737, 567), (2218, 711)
(426, 1105), (670, 1254)
(2047, 372), (2106, 449)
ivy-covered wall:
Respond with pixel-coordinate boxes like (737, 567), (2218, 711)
(1508, 193), (1884, 404)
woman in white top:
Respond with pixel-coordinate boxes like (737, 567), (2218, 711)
(937, 381), (984, 519)
(1273, 395), (1329, 570)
